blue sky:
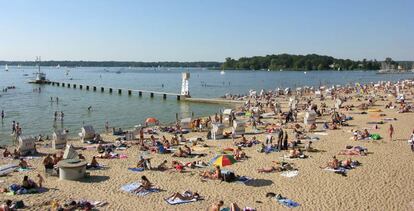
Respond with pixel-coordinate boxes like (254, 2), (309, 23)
(0, 0), (413, 61)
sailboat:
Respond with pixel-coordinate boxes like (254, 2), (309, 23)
(220, 70), (225, 75)
(4, 64), (8, 71)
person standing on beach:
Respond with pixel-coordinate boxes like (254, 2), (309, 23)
(105, 121), (109, 133)
(1, 110), (4, 120)
(56, 97), (59, 103)
(389, 124), (394, 141)
(11, 121), (16, 135)
(60, 111), (64, 121)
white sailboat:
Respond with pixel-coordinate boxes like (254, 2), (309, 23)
(220, 70), (225, 75)
(4, 64), (8, 71)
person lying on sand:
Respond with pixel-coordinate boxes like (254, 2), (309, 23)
(168, 191), (200, 201)
(172, 147), (188, 157)
(288, 148), (304, 158)
(257, 161), (294, 173)
(320, 156), (340, 169)
(200, 165), (221, 180)
(137, 156), (151, 170)
(132, 176), (153, 193)
(87, 156), (99, 169)
(172, 161), (185, 172)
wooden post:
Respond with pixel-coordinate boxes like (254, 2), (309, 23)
(67, 83), (70, 88)
(86, 85), (89, 90)
(93, 86), (96, 91)
(177, 95), (181, 100)
(101, 87), (104, 92)
(79, 85), (83, 89)
(128, 90), (132, 95)
(109, 88), (113, 93)
(118, 89), (122, 94)
(57, 82), (60, 86)
(163, 94), (167, 99)
(138, 91), (142, 96)
(73, 84), (76, 88)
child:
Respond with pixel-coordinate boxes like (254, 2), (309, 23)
(37, 174), (44, 188)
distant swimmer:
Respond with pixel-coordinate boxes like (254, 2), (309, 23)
(88, 106), (92, 111)
(162, 84), (164, 88)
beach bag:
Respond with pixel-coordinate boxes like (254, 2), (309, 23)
(13, 200), (25, 209)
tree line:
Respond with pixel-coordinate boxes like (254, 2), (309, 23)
(221, 54), (382, 71)
(0, 61), (221, 68)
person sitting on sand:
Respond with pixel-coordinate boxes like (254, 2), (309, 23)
(78, 153), (86, 160)
(137, 156), (151, 170)
(305, 141), (314, 152)
(172, 147), (188, 158)
(324, 156), (340, 169)
(97, 143), (105, 153)
(0, 200), (12, 210)
(183, 145), (192, 155)
(52, 154), (62, 165)
(200, 165), (221, 180)
(233, 147), (246, 160)
(18, 158), (29, 169)
(208, 200), (224, 211)
(168, 191), (200, 201)
(341, 158), (353, 169)
(309, 123), (317, 132)
(288, 148), (302, 158)
(88, 156), (99, 168)
(2, 148), (11, 158)
(21, 175), (37, 189)
(43, 154), (54, 172)
(12, 149), (20, 159)
(132, 176), (153, 193)
(154, 160), (168, 171)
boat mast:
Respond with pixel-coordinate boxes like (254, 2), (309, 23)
(36, 56), (41, 73)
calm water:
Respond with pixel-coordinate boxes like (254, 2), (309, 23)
(0, 66), (412, 145)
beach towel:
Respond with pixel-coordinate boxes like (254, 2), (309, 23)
(323, 167), (348, 174)
(275, 197), (300, 208)
(314, 132), (328, 136)
(164, 197), (197, 205)
(280, 170), (299, 178)
(128, 167), (144, 172)
(120, 182), (159, 196)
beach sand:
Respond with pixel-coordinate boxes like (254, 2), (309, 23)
(1, 89), (414, 211)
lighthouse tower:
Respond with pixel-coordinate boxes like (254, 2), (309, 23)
(181, 72), (190, 97)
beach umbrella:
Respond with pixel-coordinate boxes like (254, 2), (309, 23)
(210, 154), (237, 167)
(145, 117), (158, 124)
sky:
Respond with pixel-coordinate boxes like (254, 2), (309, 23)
(0, 0), (413, 62)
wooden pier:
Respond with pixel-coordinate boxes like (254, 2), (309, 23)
(46, 81), (244, 104)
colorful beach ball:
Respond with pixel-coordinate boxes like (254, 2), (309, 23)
(210, 154), (237, 167)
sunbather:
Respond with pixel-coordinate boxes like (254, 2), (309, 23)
(132, 175), (153, 193)
(168, 191), (200, 201)
(21, 175), (37, 189)
(18, 158), (29, 169)
(154, 160), (168, 171)
(208, 200), (224, 211)
(2, 148), (11, 158)
(200, 165), (221, 180)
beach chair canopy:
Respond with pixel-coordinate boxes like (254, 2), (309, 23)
(145, 117), (158, 124)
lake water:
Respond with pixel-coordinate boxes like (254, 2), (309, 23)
(0, 66), (412, 145)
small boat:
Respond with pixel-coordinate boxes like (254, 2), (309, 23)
(220, 70), (225, 75)
(28, 57), (50, 84)
(304, 71), (307, 74)
(4, 64), (8, 71)
(115, 70), (121, 74)
(56, 64), (60, 69)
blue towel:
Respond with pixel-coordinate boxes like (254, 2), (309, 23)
(277, 198), (300, 208)
(121, 182), (159, 196)
(128, 167), (144, 172)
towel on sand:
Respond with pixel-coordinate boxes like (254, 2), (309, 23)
(275, 197), (300, 208)
(280, 170), (299, 178)
(128, 167), (144, 172)
(165, 197), (197, 205)
(120, 182), (159, 196)
(323, 167), (348, 173)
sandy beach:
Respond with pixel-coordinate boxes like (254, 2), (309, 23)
(1, 82), (414, 211)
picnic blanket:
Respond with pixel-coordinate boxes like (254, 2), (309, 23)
(120, 182), (159, 196)
(280, 170), (299, 178)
